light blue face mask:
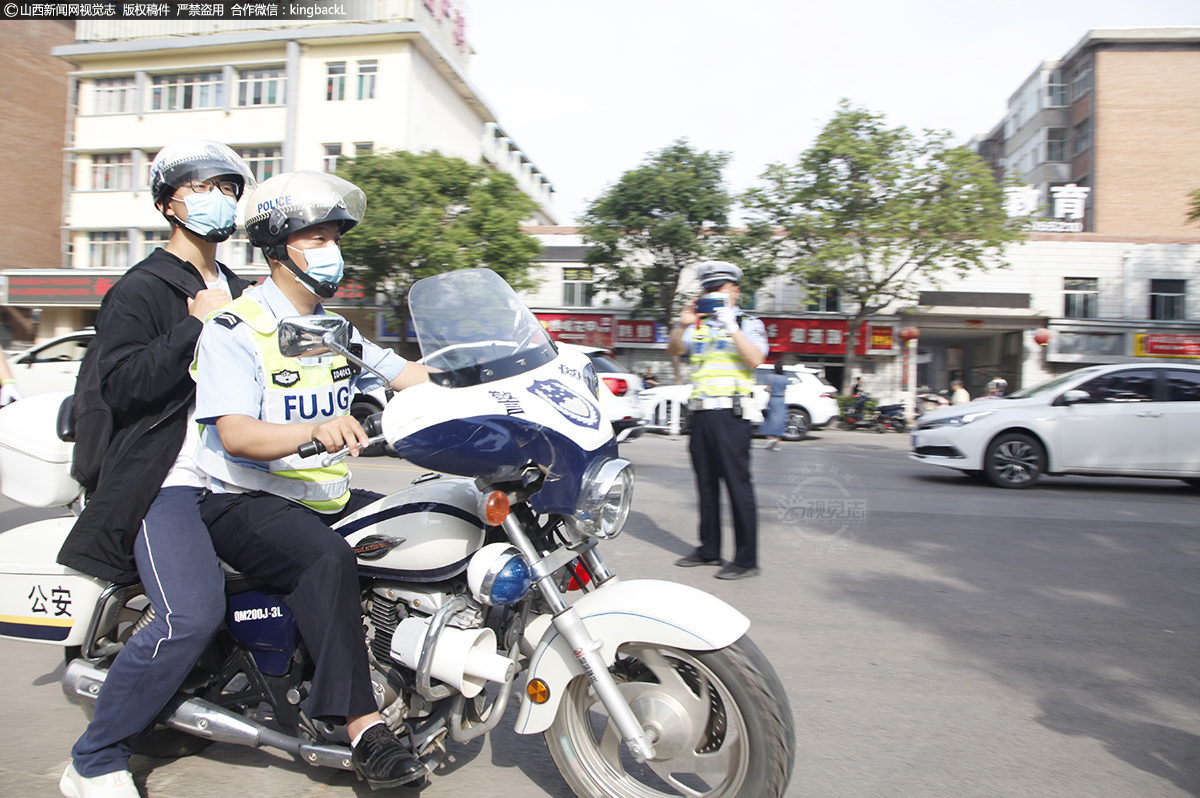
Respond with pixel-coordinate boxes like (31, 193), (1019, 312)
(179, 191), (238, 242)
(289, 244), (345, 295)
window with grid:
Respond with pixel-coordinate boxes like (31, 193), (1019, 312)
(88, 232), (129, 270)
(806, 285), (840, 313)
(354, 142), (374, 157)
(1063, 277), (1098, 319)
(220, 234), (268, 270)
(94, 76), (136, 114)
(1046, 128), (1067, 162)
(357, 60), (377, 100)
(1071, 66), (1092, 101)
(562, 267), (594, 307)
(91, 153), (133, 190)
(1046, 70), (1067, 107)
(322, 144), (343, 173)
(326, 62), (346, 101)
(1150, 279), (1186, 321)
(235, 146), (282, 183)
(151, 72), (224, 111)
(142, 230), (171, 259)
(1072, 118), (1091, 157)
(237, 67), (285, 107)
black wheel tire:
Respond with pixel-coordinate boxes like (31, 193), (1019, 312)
(350, 400), (386, 457)
(131, 729), (214, 759)
(1182, 478), (1200, 489)
(984, 432), (1045, 489)
(546, 635), (795, 798)
(892, 419), (908, 434)
(837, 419), (854, 431)
(782, 408), (810, 442)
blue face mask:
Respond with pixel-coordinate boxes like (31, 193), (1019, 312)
(289, 244), (345, 295)
(179, 191), (238, 242)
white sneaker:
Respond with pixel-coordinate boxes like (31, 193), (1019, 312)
(60, 764), (140, 798)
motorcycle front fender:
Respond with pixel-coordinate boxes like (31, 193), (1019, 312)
(513, 578), (750, 735)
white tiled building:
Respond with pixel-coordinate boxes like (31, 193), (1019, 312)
(31, 4), (556, 336)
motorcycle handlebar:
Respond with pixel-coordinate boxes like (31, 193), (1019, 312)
(296, 413), (384, 458)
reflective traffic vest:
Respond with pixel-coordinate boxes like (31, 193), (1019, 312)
(194, 296), (354, 512)
(689, 318), (755, 399)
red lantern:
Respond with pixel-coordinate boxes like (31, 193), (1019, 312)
(899, 326), (921, 341)
(1033, 328), (1051, 346)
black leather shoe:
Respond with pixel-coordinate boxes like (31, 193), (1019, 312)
(715, 564), (761, 580)
(675, 551), (722, 567)
(351, 724), (426, 790)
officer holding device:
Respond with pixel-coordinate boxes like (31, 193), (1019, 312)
(667, 261), (769, 580)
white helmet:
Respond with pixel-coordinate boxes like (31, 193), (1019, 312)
(149, 139), (255, 203)
(695, 261), (743, 290)
(987, 378), (1008, 393)
(244, 171), (366, 252)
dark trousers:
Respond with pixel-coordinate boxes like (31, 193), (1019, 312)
(198, 489), (382, 721)
(688, 409), (758, 569)
(73, 487), (225, 776)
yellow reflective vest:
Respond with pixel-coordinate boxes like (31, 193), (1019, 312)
(688, 318), (755, 399)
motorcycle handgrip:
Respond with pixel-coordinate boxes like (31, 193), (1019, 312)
(297, 439), (326, 458)
(297, 414), (383, 458)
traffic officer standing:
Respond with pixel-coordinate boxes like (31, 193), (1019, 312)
(668, 261), (769, 580)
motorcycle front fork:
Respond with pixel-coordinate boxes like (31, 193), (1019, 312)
(500, 515), (657, 763)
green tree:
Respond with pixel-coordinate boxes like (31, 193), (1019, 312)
(742, 101), (1026, 391)
(1188, 187), (1200, 224)
(580, 140), (749, 328)
(336, 150), (542, 348)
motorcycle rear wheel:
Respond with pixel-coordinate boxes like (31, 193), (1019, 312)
(546, 636), (794, 798)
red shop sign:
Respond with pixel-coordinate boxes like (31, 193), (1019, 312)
(536, 313), (613, 348)
(762, 318), (895, 355)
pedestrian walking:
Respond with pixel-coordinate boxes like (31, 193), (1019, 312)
(760, 361), (787, 451)
(667, 261), (769, 580)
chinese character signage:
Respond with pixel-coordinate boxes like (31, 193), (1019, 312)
(1006, 183), (1090, 233)
(614, 320), (663, 345)
(763, 319), (894, 355)
(536, 313), (613, 348)
(1134, 334), (1200, 359)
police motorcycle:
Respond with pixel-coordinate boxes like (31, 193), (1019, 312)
(0, 268), (795, 797)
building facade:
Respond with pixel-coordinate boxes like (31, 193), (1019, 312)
(13, 5), (557, 338)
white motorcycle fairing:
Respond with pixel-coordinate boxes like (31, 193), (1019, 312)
(382, 345), (617, 516)
(0, 518), (106, 647)
(513, 579), (750, 734)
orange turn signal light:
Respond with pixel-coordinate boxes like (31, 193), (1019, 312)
(527, 678), (550, 704)
(484, 491), (511, 526)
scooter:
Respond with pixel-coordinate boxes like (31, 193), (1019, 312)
(874, 403), (908, 433)
(837, 391), (879, 431)
(0, 268), (796, 798)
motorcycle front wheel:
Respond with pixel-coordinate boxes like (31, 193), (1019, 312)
(546, 636), (795, 798)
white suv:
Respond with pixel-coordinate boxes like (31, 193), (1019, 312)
(910, 362), (1200, 488)
(639, 364), (839, 441)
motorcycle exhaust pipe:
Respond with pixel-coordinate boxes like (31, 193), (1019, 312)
(62, 658), (354, 771)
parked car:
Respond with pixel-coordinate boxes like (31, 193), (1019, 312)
(557, 343), (648, 443)
(639, 364), (839, 441)
(5, 328), (94, 396)
(910, 362), (1200, 489)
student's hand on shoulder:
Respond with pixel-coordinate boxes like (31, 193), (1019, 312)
(190, 288), (233, 320)
(310, 416), (370, 457)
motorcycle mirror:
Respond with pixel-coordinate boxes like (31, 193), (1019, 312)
(278, 316), (351, 358)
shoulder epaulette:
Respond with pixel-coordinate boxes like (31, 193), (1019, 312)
(212, 312), (242, 330)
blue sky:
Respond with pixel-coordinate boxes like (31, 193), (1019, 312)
(464, 0), (1199, 224)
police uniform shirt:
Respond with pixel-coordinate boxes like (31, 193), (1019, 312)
(194, 277), (406, 489)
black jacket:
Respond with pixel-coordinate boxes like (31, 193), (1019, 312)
(57, 249), (251, 583)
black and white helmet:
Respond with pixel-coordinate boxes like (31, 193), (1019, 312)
(244, 171), (366, 253)
(148, 139), (255, 204)
(987, 377), (1008, 394)
(695, 260), (743, 290)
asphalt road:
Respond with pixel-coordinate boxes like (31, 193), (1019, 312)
(2, 427), (1198, 797)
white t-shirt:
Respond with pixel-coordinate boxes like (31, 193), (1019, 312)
(161, 270), (229, 490)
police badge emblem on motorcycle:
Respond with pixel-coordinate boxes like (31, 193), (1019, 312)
(529, 379), (600, 429)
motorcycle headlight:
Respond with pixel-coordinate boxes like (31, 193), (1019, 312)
(467, 543), (532, 606)
(568, 458), (635, 540)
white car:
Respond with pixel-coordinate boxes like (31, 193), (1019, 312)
(910, 362), (1200, 489)
(639, 364), (839, 441)
(5, 329), (94, 396)
(557, 343), (648, 443)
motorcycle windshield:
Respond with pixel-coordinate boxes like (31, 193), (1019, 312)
(409, 269), (557, 388)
